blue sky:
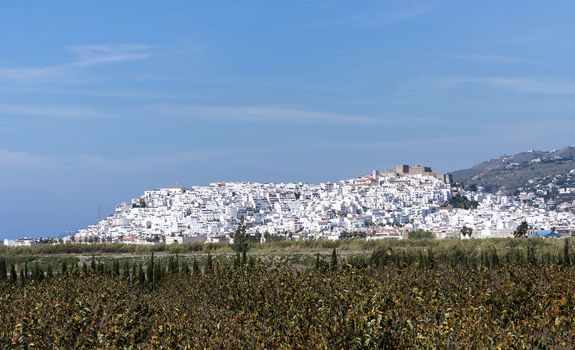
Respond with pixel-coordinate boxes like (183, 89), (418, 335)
(1, 1), (575, 238)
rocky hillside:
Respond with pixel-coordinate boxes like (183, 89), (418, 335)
(450, 146), (575, 197)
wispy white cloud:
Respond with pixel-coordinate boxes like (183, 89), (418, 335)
(440, 76), (575, 95)
(144, 104), (394, 125)
(0, 135), (457, 174)
(0, 149), (173, 172)
(312, 0), (438, 27)
(0, 133), (470, 184)
(66, 44), (157, 67)
(0, 65), (70, 83)
(0, 43), (159, 84)
(0, 149), (55, 169)
(446, 53), (534, 65)
(3, 116), (573, 182)
(0, 101), (428, 124)
(0, 103), (109, 119)
(0, 148), (250, 174)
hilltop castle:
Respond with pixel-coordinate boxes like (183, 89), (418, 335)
(390, 164), (453, 184)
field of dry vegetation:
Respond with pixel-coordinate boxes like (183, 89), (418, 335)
(1, 239), (575, 348)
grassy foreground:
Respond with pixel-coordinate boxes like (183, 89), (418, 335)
(1, 237), (574, 268)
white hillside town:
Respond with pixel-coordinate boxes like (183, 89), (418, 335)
(67, 165), (575, 245)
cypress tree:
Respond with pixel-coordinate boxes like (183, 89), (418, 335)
(138, 263), (145, 285)
(114, 260), (120, 277)
(242, 250), (247, 266)
(166, 256), (172, 274)
(0, 256), (6, 281)
(315, 252), (321, 270)
(32, 263), (38, 280)
(427, 249), (435, 269)
(169, 255), (178, 275)
(34, 262), (44, 281)
(123, 261), (130, 279)
(20, 265), (25, 285)
(528, 246), (537, 265)
(491, 248), (500, 267)
(192, 258), (200, 276)
(181, 260), (189, 275)
(206, 253), (213, 273)
(90, 255), (96, 272)
(564, 239), (571, 266)
(331, 248), (338, 270)
(47, 264), (54, 279)
(61, 261), (68, 275)
(515, 249), (523, 264)
(10, 265), (17, 284)
(147, 253), (155, 285)
(153, 260), (162, 285)
(234, 253), (240, 269)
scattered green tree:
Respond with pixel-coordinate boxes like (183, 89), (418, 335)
(233, 217), (250, 254)
(460, 226), (473, 238)
(513, 221), (529, 238)
(443, 194), (478, 210)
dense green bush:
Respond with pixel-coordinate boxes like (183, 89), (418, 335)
(0, 242), (231, 256)
(408, 229), (435, 240)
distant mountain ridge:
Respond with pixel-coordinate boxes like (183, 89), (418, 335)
(450, 146), (575, 195)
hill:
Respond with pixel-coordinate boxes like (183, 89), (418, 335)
(450, 146), (575, 197)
